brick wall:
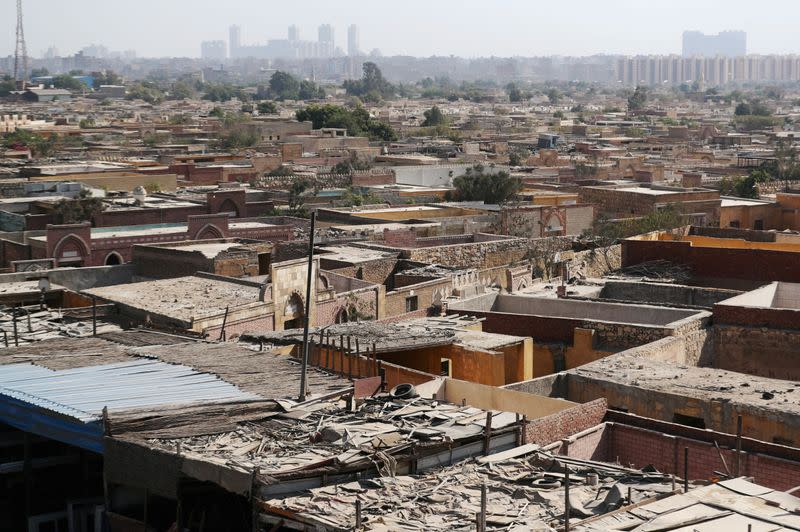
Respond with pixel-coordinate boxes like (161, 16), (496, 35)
(524, 398), (607, 446)
(93, 205), (206, 227)
(607, 423), (800, 491)
(383, 228), (417, 248)
(351, 170), (395, 187)
(622, 238), (800, 285)
(204, 313), (274, 340)
(207, 189), (247, 218)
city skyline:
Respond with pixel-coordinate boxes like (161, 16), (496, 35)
(2, 0), (800, 59)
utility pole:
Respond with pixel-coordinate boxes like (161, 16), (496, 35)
(298, 212), (317, 402)
(14, 0), (29, 90)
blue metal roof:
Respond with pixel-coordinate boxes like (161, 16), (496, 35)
(0, 359), (261, 453)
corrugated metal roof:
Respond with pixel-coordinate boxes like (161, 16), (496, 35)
(0, 359), (260, 423)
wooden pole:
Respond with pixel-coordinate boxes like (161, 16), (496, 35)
(355, 499), (362, 529)
(564, 467), (571, 532)
(92, 296), (97, 336)
(483, 411), (492, 455)
(12, 305), (18, 347)
(372, 342), (377, 377)
(354, 338), (360, 378)
(298, 211), (317, 402)
(684, 446), (689, 492)
(479, 482), (487, 532)
(735, 415), (743, 477)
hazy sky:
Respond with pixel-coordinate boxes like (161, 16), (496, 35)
(3, 0), (800, 58)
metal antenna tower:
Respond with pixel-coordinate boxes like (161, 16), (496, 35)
(14, 0), (29, 89)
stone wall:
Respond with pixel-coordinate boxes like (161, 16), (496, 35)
(599, 280), (738, 308)
(712, 324), (800, 381)
(570, 245), (621, 279)
(403, 236), (530, 269)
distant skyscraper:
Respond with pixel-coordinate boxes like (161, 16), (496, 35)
(201, 40), (227, 61)
(682, 30), (746, 58)
(318, 24), (334, 57)
(347, 24), (360, 56)
(288, 25), (300, 42)
(229, 25), (241, 57)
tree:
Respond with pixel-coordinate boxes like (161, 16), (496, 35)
(546, 88), (560, 104)
(627, 85), (648, 111)
(51, 75), (85, 91)
(2, 130), (57, 157)
(287, 179), (310, 217)
(298, 79), (325, 100)
(126, 82), (164, 104)
(202, 83), (247, 102)
(168, 81), (194, 100)
(506, 83), (523, 103)
(734, 102), (752, 116)
(446, 165), (522, 205)
(588, 205), (686, 243)
(52, 190), (105, 224)
(79, 118), (96, 129)
(269, 71), (300, 100)
(339, 187), (381, 207)
(0, 75), (15, 97)
(421, 106), (447, 127)
(257, 101), (278, 114)
(332, 155), (372, 174)
(92, 70), (121, 88)
(343, 62), (394, 99)
(295, 104), (397, 141)
(30, 68), (49, 78)
(508, 149), (529, 167)
(772, 141), (800, 190)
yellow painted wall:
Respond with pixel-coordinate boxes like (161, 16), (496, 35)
(378, 340), (532, 387)
(29, 172), (178, 192)
(443, 378), (577, 419)
(565, 328), (615, 369)
(661, 234), (800, 253)
(350, 207), (481, 221)
(719, 204), (780, 230)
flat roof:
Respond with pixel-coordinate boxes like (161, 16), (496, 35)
(245, 315), (527, 353)
(317, 245), (397, 263)
(163, 241), (248, 259)
(574, 354), (800, 415)
(721, 197), (774, 207)
(450, 293), (708, 328)
(615, 187), (683, 196)
(84, 276), (263, 322)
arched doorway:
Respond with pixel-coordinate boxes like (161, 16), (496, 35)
(217, 198), (240, 218)
(53, 235), (90, 267)
(283, 293), (305, 329)
(104, 252), (123, 266)
(195, 224), (225, 240)
(335, 307), (350, 324)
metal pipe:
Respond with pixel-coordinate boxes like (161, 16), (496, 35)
(298, 211), (316, 402)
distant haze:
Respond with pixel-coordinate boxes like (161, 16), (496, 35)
(2, 0), (799, 58)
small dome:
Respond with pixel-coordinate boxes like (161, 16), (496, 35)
(132, 186), (147, 205)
